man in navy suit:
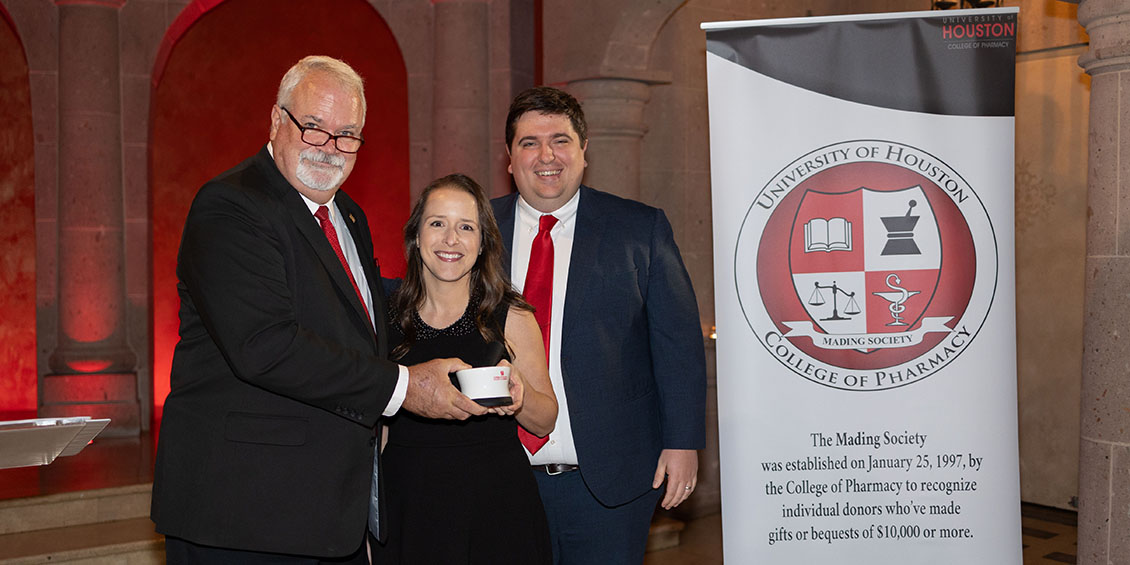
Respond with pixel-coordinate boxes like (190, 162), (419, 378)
(152, 56), (486, 563)
(492, 86), (707, 564)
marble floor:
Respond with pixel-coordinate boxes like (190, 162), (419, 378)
(1020, 503), (1079, 565)
(645, 512), (724, 565)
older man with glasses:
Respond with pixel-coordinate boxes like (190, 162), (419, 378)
(151, 55), (487, 564)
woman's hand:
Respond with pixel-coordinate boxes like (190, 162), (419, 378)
(487, 359), (525, 416)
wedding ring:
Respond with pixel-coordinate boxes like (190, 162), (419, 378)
(684, 485), (692, 491)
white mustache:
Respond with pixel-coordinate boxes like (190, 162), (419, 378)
(301, 148), (345, 168)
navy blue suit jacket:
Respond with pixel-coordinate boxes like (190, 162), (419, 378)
(492, 185), (707, 506)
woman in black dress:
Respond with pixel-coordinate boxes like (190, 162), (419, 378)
(372, 173), (557, 564)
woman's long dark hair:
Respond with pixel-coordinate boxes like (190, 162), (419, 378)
(390, 173), (532, 360)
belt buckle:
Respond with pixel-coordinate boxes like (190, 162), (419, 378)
(546, 464), (566, 476)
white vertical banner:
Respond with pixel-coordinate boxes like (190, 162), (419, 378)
(703, 9), (1020, 564)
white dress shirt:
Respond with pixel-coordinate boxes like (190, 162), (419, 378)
(510, 190), (581, 466)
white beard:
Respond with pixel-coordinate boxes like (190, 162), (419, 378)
(296, 148), (346, 191)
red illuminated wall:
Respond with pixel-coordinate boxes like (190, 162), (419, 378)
(150, 0), (410, 414)
(0, 6), (37, 417)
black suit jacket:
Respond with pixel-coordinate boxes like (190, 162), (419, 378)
(151, 146), (399, 557)
(492, 186), (707, 507)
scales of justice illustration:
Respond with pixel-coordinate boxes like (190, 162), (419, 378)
(804, 200), (923, 327)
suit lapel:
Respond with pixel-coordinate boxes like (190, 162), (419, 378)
(282, 185), (377, 344)
(494, 193), (518, 272)
(337, 193), (384, 347)
(562, 186), (602, 348)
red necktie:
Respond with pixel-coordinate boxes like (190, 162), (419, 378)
(315, 205), (371, 323)
(518, 214), (557, 455)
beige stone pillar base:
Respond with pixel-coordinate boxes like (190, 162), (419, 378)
(40, 373), (140, 437)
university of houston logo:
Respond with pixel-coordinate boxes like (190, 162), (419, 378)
(734, 140), (998, 391)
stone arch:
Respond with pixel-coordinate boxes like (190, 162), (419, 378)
(600, 0), (686, 76)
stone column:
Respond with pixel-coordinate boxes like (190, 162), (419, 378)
(568, 78), (652, 200)
(42, 0), (139, 436)
(1076, 0), (1130, 562)
(432, 0), (490, 183)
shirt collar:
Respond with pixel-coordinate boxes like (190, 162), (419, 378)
(516, 188), (580, 229)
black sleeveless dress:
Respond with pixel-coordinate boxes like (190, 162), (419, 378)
(372, 300), (552, 565)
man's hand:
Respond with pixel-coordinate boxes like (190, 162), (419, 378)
(653, 449), (699, 510)
(401, 358), (486, 419)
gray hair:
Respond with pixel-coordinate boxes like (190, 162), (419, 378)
(276, 55), (366, 120)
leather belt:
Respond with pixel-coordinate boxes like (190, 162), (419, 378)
(531, 463), (579, 475)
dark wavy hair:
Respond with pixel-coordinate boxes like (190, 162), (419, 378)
(391, 173), (531, 359)
(505, 86), (588, 148)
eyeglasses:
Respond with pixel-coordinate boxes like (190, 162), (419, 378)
(280, 107), (365, 153)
